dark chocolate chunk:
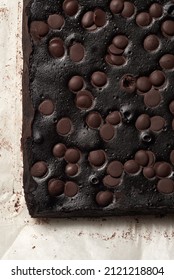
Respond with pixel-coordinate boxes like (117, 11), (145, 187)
(23, 0), (174, 218)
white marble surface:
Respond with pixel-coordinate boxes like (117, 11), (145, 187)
(0, 0), (174, 260)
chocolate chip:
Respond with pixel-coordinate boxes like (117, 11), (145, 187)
(64, 181), (78, 197)
(149, 3), (163, 18)
(106, 111), (121, 125)
(75, 90), (93, 109)
(121, 1), (135, 18)
(38, 100), (54, 115)
(91, 71), (107, 87)
(143, 167), (155, 179)
(94, 9), (106, 27)
(155, 162), (172, 178)
(109, 54), (126, 66)
(136, 12), (152, 27)
(63, 0), (79, 17)
(47, 14), (64, 29)
(103, 175), (121, 187)
(107, 161), (123, 177)
(124, 160), (140, 174)
(170, 150), (174, 165)
(53, 143), (67, 158)
(56, 117), (73, 135)
(68, 76), (84, 92)
(49, 37), (65, 58)
(143, 35), (160, 52)
(86, 112), (102, 129)
(150, 116), (165, 132)
(157, 179), (174, 194)
(146, 151), (156, 166)
(48, 179), (64, 196)
(69, 43), (85, 62)
(113, 35), (129, 49)
(110, 0), (124, 14)
(81, 11), (94, 28)
(65, 163), (79, 176)
(135, 114), (151, 131)
(135, 150), (149, 166)
(159, 54), (174, 70)
(96, 191), (113, 207)
(136, 77), (152, 93)
(149, 70), (165, 87)
(30, 21), (49, 40)
(100, 124), (115, 141)
(161, 20), (174, 36)
(169, 101), (174, 115)
(144, 89), (161, 108)
(30, 161), (48, 177)
(108, 44), (124, 55)
(88, 150), (106, 167)
(64, 148), (80, 163)
(120, 74), (136, 93)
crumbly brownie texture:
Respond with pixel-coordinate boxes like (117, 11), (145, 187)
(23, 0), (174, 217)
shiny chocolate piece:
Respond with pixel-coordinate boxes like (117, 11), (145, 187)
(30, 161), (48, 177)
(48, 179), (65, 196)
(68, 76), (84, 92)
(49, 37), (65, 58)
(64, 181), (79, 197)
(38, 100), (54, 115)
(88, 150), (106, 167)
(69, 43), (85, 62)
(47, 14), (64, 29)
(63, 0), (79, 17)
(96, 191), (113, 207)
(24, 0), (174, 218)
(30, 21), (49, 40)
(56, 118), (73, 135)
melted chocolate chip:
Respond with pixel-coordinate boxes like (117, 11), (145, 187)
(47, 14), (64, 29)
(30, 161), (48, 177)
(135, 150), (149, 167)
(68, 76), (84, 92)
(75, 90), (93, 109)
(149, 3), (163, 18)
(30, 21), (49, 40)
(157, 179), (174, 194)
(86, 112), (102, 129)
(124, 160), (140, 174)
(120, 75), (136, 93)
(56, 118), (73, 135)
(69, 43), (85, 62)
(107, 160), (123, 177)
(64, 181), (79, 197)
(38, 100), (54, 115)
(103, 175), (121, 187)
(63, 0), (79, 17)
(96, 191), (113, 207)
(110, 0), (124, 14)
(64, 148), (80, 163)
(65, 163), (79, 176)
(49, 37), (65, 58)
(48, 179), (65, 196)
(91, 71), (107, 87)
(136, 12), (152, 27)
(53, 143), (67, 158)
(100, 124), (115, 141)
(135, 114), (151, 131)
(88, 150), (106, 167)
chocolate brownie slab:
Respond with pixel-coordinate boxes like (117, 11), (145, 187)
(23, 0), (174, 217)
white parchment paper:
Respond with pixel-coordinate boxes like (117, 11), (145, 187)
(0, 0), (174, 260)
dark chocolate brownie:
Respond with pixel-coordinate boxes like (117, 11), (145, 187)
(23, 0), (174, 217)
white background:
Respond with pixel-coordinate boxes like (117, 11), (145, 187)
(0, 0), (174, 260)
